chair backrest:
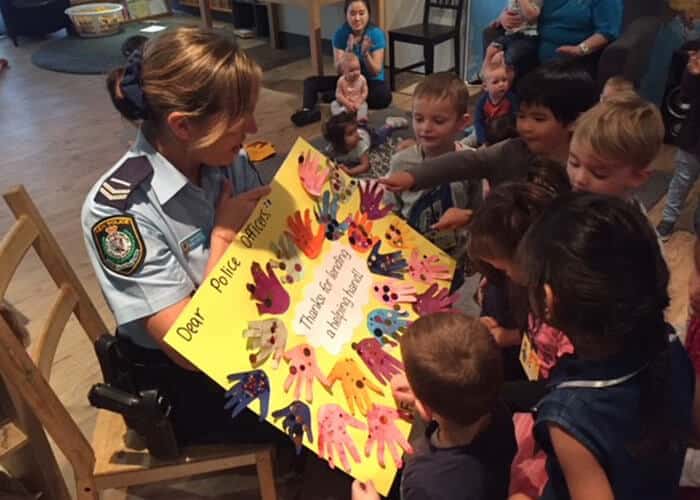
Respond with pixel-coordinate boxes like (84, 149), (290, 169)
(423, 0), (466, 29)
(0, 185), (112, 483)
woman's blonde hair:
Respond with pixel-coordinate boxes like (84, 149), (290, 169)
(573, 93), (664, 169)
(107, 27), (262, 148)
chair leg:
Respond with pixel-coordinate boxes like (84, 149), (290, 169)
(424, 43), (434, 75)
(75, 479), (99, 500)
(256, 448), (278, 500)
(454, 36), (460, 77)
(389, 36), (396, 92)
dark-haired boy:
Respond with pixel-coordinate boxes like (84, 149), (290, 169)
(381, 61), (598, 193)
(352, 313), (516, 500)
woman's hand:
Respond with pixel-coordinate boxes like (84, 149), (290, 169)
(431, 208), (473, 231)
(556, 45), (582, 57)
(499, 8), (524, 31)
(361, 35), (373, 55)
(689, 51), (700, 76)
(212, 180), (271, 244)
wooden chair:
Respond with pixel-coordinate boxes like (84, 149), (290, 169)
(388, 0), (466, 91)
(0, 185), (278, 499)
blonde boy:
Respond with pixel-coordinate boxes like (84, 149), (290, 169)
(567, 93), (664, 200)
(600, 76), (635, 102)
(386, 72), (473, 255)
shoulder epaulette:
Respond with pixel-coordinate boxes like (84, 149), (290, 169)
(94, 156), (153, 210)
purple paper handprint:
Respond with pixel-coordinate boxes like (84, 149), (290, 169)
(367, 241), (407, 279)
(365, 404), (414, 468)
(246, 262), (291, 315)
(272, 400), (313, 454)
(317, 403), (367, 471)
(352, 338), (404, 385)
(224, 370), (270, 421)
(413, 284), (459, 315)
(359, 180), (394, 220)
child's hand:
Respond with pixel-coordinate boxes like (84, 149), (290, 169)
(688, 50), (700, 76)
(213, 181), (271, 243)
(380, 172), (416, 192)
(390, 373), (416, 420)
(352, 480), (380, 500)
(361, 35), (373, 55)
(480, 316), (522, 347)
(499, 8), (523, 30)
(395, 138), (416, 151)
(431, 208), (473, 231)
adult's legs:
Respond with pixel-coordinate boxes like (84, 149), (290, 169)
(367, 79), (392, 109)
(661, 148), (700, 227)
(302, 75), (339, 110)
(502, 34), (539, 78)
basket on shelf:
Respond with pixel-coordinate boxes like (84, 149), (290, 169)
(64, 2), (125, 37)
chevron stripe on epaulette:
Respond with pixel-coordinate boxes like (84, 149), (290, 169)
(94, 156), (153, 210)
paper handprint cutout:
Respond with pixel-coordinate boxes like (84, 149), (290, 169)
(243, 319), (288, 368)
(246, 262), (290, 315)
(347, 211), (377, 253)
(286, 209), (326, 259)
(283, 343), (329, 403)
(367, 241), (407, 279)
(352, 338), (404, 385)
(328, 357), (383, 415)
(318, 403), (367, 471)
(329, 165), (359, 203)
(298, 150), (328, 197)
(270, 234), (304, 285)
(224, 370), (270, 421)
(314, 190), (351, 241)
(384, 221), (414, 250)
(272, 400), (313, 455)
(359, 180), (394, 220)
(408, 249), (452, 283)
(365, 404), (414, 468)
(372, 279), (417, 308)
(414, 284), (459, 315)
(367, 308), (411, 345)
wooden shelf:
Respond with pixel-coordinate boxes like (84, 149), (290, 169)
(0, 421), (28, 459)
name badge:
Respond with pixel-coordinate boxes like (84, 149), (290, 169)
(179, 229), (206, 256)
(519, 334), (541, 381)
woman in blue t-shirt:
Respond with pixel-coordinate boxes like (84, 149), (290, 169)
(291, 0), (392, 127)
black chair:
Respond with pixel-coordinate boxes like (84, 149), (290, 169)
(0, 0), (70, 46)
(388, 0), (466, 91)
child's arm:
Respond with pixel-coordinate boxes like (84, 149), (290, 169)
(359, 76), (368, 104)
(336, 78), (354, 110)
(341, 152), (370, 176)
(549, 424), (614, 500)
(518, 0), (541, 22)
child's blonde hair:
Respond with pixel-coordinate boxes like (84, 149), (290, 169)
(604, 76), (635, 93)
(107, 27), (262, 149)
(413, 71), (470, 116)
(573, 94), (664, 169)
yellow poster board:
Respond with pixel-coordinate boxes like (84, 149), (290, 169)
(165, 137), (456, 494)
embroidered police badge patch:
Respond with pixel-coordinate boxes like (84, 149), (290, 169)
(91, 215), (145, 276)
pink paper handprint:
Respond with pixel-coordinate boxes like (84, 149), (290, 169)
(246, 262), (290, 315)
(414, 283), (459, 315)
(298, 150), (328, 197)
(408, 249), (452, 283)
(352, 338), (404, 385)
(365, 404), (414, 468)
(286, 209), (326, 259)
(318, 403), (367, 471)
(372, 279), (416, 307)
(359, 180), (394, 220)
(283, 343), (329, 403)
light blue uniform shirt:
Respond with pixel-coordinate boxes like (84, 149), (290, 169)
(82, 131), (262, 348)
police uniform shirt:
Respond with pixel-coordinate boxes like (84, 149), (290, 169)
(82, 130), (262, 348)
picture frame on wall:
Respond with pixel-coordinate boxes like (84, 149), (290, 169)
(124, 0), (169, 21)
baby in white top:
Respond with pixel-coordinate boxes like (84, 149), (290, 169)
(331, 52), (369, 123)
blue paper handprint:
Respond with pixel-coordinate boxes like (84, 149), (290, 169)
(224, 370), (270, 421)
(367, 308), (412, 345)
(367, 241), (408, 279)
(272, 400), (313, 454)
(314, 190), (350, 241)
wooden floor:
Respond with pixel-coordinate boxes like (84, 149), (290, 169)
(0, 20), (697, 499)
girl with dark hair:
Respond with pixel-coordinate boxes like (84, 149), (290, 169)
(290, 0), (392, 127)
(515, 193), (696, 500)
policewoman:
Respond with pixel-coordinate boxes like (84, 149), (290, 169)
(81, 27), (275, 445)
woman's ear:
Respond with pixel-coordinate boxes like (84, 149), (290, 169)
(166, 111), (194, 142)
(414, 398), (432, 422)
(544, 283), (555, 322)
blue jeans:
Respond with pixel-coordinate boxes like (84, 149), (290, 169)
(494, 32), (539, 76)
(662, 148), (700, 231)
